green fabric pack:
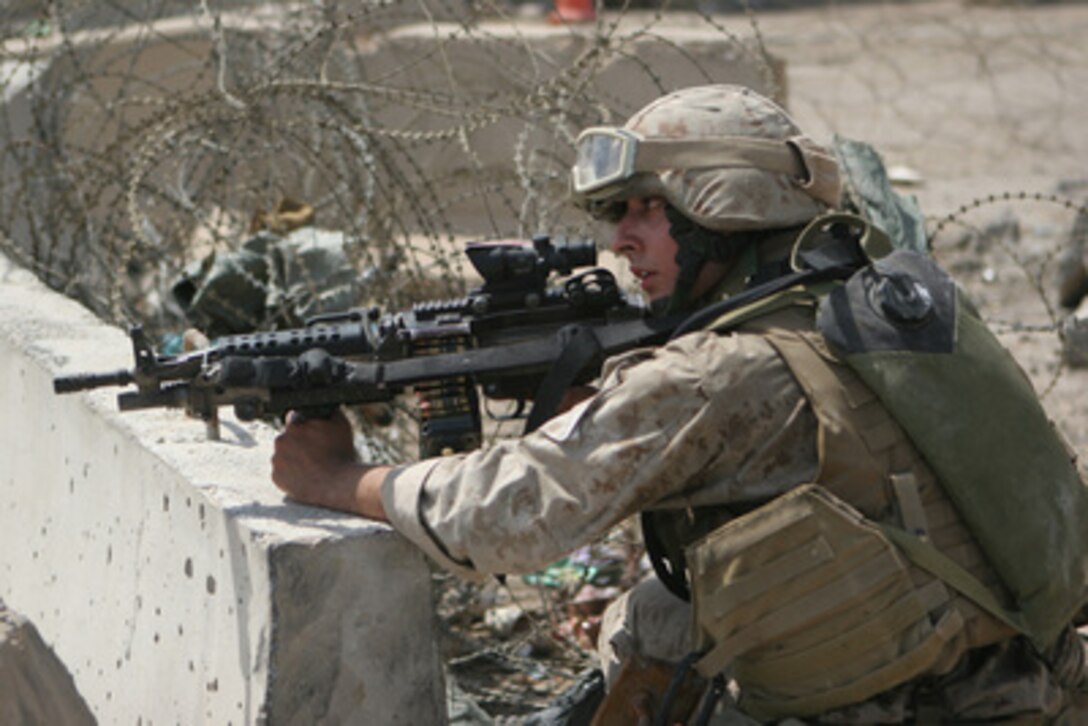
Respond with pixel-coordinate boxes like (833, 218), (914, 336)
(818, 248), (1088, 650)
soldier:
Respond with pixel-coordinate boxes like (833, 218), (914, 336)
(272, 85), (1087, 723)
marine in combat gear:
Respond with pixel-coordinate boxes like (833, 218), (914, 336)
(271, 85), (1088, 724)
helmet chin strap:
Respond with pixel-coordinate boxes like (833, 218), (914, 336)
(665, 242), (705, 314)
(663, 204), (750, 313)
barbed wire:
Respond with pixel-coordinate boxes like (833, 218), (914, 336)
(929, 191), (1088, 242)
(926, 190), (1088, 398)
(6, 2), (1085, 316)
(1, 0), (786, 336)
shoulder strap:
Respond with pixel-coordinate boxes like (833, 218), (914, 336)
(641, 511), (693, 602)
(878, 524), (1028, 636)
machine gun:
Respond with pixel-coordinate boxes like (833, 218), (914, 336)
(54, 236), (679, 456)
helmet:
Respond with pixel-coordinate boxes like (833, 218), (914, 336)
(571, 85), (841, 232)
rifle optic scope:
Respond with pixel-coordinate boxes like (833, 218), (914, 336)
(465, 235), (596, 286)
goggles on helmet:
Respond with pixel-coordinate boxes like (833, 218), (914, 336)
(572, 128), (641, 198)
(572, 126), (810, 201)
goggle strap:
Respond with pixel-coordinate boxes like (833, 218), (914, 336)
(633, 136), (806, 179)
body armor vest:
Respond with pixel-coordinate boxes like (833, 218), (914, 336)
(671, 306), (1013, 719)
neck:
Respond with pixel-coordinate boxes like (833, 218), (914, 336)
(707, 226), (806, 302)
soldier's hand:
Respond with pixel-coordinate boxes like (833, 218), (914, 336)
(272, 410), (357, 507)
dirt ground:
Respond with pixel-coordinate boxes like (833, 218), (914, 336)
(442, 1), (1088, 721)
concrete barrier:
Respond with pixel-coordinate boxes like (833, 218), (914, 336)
(0, 248), (447, 723)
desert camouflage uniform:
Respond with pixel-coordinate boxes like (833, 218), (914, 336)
(381, 316), (1087, 722)
(383, 327), (816, 577)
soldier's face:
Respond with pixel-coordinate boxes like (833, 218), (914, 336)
(608, 196), (680, 302)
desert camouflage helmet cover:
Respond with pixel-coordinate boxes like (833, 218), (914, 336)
(573, 85), (841, 232)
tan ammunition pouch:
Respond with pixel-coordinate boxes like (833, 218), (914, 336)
(688, 484), (964, 720)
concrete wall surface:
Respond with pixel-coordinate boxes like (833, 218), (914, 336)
(0, 250), (447, 723)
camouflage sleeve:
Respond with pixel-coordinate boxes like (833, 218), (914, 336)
(380, 329), (818, 578)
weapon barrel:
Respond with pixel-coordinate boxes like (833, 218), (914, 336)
(53, 369), (134, 394)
